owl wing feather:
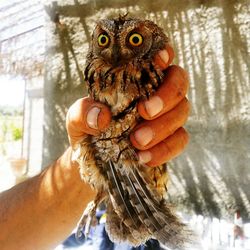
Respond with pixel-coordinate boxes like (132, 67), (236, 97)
(105, 147), (192, 249)
(107, 160), (138, 226)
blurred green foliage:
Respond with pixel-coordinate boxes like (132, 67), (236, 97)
(0, 115), (23, 142)
(10, 124), (23, 141)
(0, 115), (23, 156)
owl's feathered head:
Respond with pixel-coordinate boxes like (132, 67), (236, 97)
(88, 17), (168, 66)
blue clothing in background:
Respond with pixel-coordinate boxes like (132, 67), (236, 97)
(63, 210), (161, 250)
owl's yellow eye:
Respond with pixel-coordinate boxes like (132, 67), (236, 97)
(129, 33), (143, 46)
(98, 34), (109, 47)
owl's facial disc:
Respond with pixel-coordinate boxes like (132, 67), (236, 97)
(91, 19), (167, 67)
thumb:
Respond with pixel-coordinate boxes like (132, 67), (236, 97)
(66, 97), (111, 147)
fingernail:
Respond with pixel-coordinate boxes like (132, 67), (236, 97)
(138, 151), (152, 164)
(87, 107), (101, 129)
(158, 49), (169, 65)
(134, 126), (154, 146)
(144, 96), (164, 117)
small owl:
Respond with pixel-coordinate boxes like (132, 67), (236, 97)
(73, 15), (191, 249)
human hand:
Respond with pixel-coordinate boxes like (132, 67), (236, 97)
(130, 45), (190, 167)
(66, 44), (190, 167)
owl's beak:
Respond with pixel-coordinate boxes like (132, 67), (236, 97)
(111, 44), (120, 66)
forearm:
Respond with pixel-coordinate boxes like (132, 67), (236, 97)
(0, 147), (96, 250)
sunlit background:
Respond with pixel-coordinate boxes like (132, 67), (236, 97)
(0, 76), (25, 190)
(0, 0), (44, 192)
(0, 76), (25, 106)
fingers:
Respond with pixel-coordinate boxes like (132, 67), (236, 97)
(138, 127), (189, 167)
(138, 65), (189, 120)
(130, 98), (190, 151)
(66, 97), (111, 146)
(153, 44), (175, 70)
(133, 45), (190, 167)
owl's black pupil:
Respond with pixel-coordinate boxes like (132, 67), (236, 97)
(101, 36), (107, 44)
(132, 36), (139, 44)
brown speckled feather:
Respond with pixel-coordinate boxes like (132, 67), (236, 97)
(73, 16), (193, 249)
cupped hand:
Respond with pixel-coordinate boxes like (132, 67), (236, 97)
(130, 45), (190, 166)
(66, 44), (190, 167)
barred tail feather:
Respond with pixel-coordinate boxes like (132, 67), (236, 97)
(105, 148), (194, 249)
(129, 164), (193, 249)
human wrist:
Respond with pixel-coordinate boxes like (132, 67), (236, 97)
(45, 147), (95, 197)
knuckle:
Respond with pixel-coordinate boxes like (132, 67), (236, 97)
(179, 128), (189, 147)
(183, 98), (191, 113)
(169, 66), (189, 87)
(162, 139), (173, 155)
(170, 65), (188, 80)
(183, 130), (189, 142)
(67, 106), (85, 131)
(166, 66), (189, 97)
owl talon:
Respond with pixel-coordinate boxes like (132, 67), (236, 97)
(76, 229), (83, 239)
(76, 201), (96, 239)
(84, 212), (97, 237)
(76, 192), (105, 240)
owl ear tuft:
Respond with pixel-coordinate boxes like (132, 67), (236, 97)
(115, 13), (129, 25)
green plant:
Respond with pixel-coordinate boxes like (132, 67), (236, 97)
(10, 124), (23, 141)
